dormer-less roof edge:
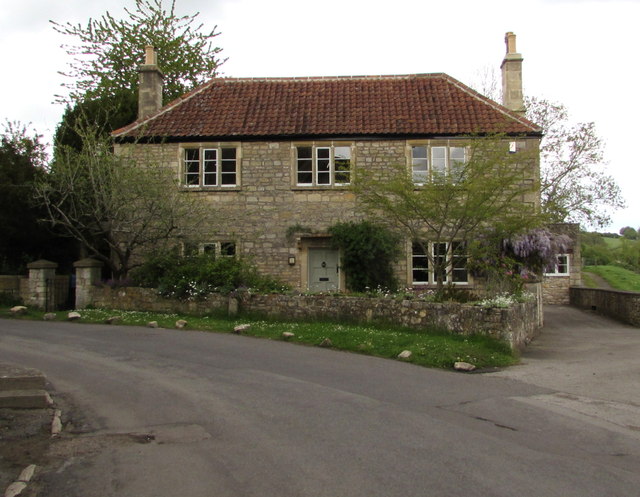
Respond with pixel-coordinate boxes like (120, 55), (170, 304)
(441, 74), (541, 134)
(114, 73), (542, 140)
(113, 77), (220, 137)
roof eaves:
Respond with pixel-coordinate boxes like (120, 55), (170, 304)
(112, 78), (219, 138)
(442, 74), (542, 135)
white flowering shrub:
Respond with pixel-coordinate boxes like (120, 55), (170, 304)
(476, 292), (534, 308)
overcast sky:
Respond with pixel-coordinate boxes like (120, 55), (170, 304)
(1, 0), (638, 231)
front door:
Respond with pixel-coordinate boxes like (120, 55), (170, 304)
(308, 248), (340, 292)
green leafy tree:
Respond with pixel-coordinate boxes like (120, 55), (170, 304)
(619, 226), (638, 240)
(52, 0), (226, 149)
(52, 0), (224, 104)
(525, 96), (624, 228)
(36, 119), (209, 279)
(54, 90), (139, 153)
(329, 220), (400, 292)
(354, 135), (543, 290)
(580, 231), (613, 266)
(0, 122), (75, 273)
(472, 70), (624, 228)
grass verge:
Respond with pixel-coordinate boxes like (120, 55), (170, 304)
(581, 271), (599, 289)
(583, 265), (640, 292)
(1, 307), (517, 370)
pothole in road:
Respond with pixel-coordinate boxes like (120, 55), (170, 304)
(49, 422), (211, 459)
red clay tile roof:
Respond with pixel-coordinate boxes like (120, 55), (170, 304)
(114, 73), (541, 139)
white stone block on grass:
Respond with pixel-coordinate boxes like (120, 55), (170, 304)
(233, 324), (251, 334)
(454, 361), (476, 372)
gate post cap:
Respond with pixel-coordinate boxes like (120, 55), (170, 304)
(73, 258), (104, 269)
(27, 259), (58, 269)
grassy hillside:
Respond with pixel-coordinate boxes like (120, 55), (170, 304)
(583, 265), (640, 292)
(582, 232), (639, 270)
(602, 237), (622, 249)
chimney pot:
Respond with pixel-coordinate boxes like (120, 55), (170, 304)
(144, 45), (156, 65)
(505, 32), (517, 55)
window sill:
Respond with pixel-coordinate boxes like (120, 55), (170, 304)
(291, 185), (351, 191)
(411, 283), (472, 288)
(181, 186), (242, 192)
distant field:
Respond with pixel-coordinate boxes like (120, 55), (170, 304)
(583, 265), (640, 292)
(602, 237), (622, 249)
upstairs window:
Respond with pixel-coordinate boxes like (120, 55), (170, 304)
(411, 144), (466, 184)
(296, 144), (352, 186)
(183, 147), (238, 187)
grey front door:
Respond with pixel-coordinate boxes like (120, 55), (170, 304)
(308, 248), (339, 292)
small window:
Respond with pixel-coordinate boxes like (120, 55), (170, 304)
(412, 242), (429, 284)
(432, 242), (448, 284)
(183, 147), (238, 187)
(184, 149), (200, 186)
(410, 144), (467, 184)
(431, 147), (447, 178)
(202, 243), (216, 255)
(334, 146), (351, 185)
(295, 144), (352, 187)
(203, 149), (217, 186)
(411, 241), (469, 286)
(198, 242), (237, 258)
(449, 147), (466, 182)
(451, 241), (468, 283)
(411, 146), (428, 184)
(220, 242), (236, 257)
(221, 149), (237, 186)
(545, 254), (570, 276)
(296, 146), (313, 185)
(316, 147), (331, 185)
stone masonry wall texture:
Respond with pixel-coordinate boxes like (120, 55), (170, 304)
(89, 286), (539, 350)
(570, 287), (640, 327)
(117, 136), (540, 293)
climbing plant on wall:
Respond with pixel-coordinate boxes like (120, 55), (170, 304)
(329, 220), (400, 292)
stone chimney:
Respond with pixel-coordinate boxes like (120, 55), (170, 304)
(138, 45), (164, 119)
(500, 32), (525, 115)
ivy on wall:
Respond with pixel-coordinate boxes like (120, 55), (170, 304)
(329, 220), (400, 292)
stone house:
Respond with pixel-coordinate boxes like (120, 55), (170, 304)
(113, 32), (577, 299)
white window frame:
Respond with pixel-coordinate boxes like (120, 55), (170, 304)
(545, 254), (570, 276)
(295, 143), (352, 187)
(432, 242), (449, 284)
(182, 146), (238, 188)
(410, 143), (467, 184)
(411, 241), (469, 286)
(200, 241), (237, 258)
(450, 241), (469, 284)
(411, 242), (429, 285)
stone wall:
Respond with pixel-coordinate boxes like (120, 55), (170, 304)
(570, 287), (640, 327)
(0, 265), (69, 310)
(0, 276), (23, 298)
(117, 137), (540, 293)
(88, 285), (540, 350)
(89, 285), (228, 315)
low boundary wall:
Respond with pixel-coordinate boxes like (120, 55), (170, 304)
(570, 287), (640, 327)
(90, 286), (541, 350)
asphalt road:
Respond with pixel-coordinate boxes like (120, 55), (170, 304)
(1, 311), (639, 497)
